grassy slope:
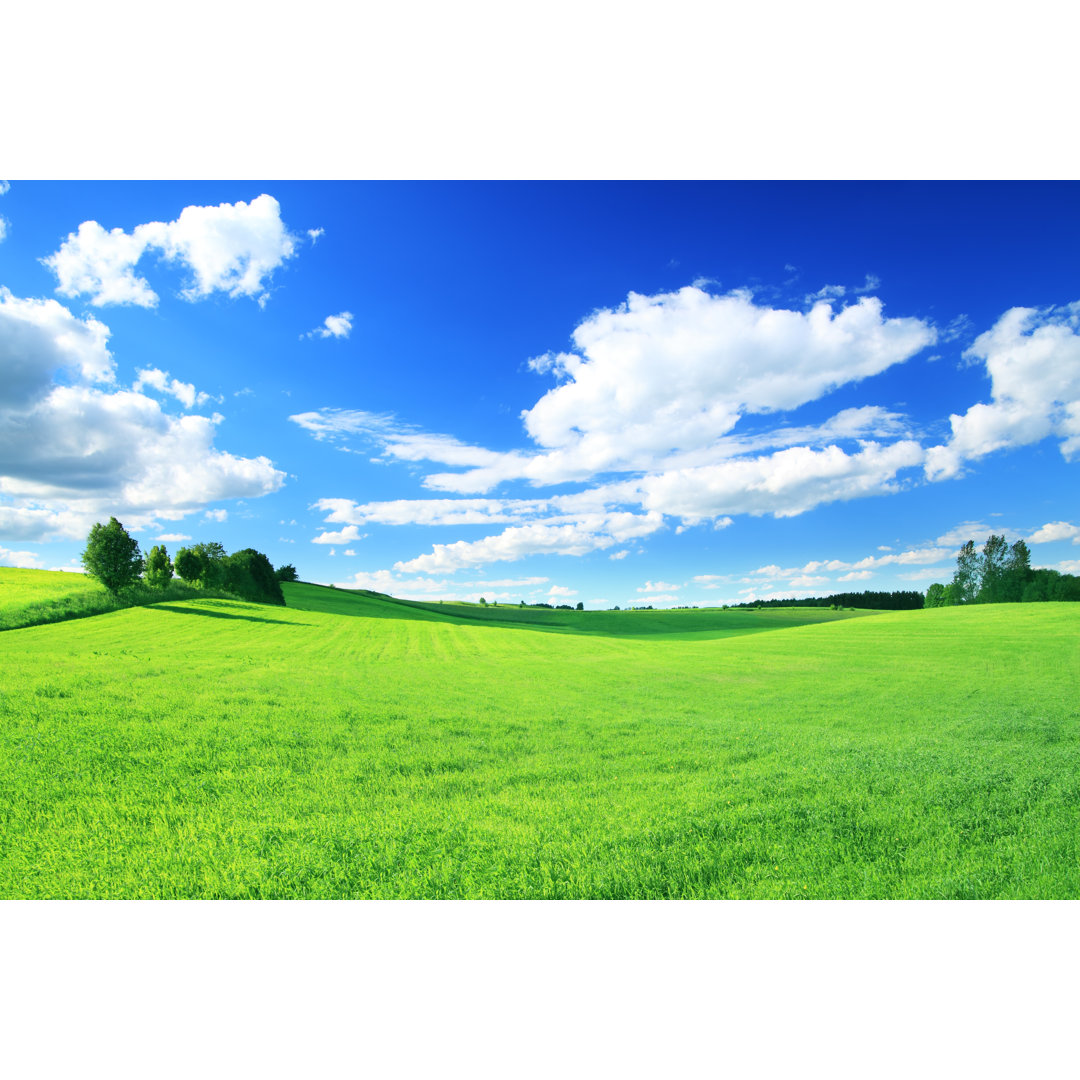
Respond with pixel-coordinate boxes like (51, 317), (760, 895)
(283, 581), (876, 638)
(0, 567), (109, 629)
(1, 589), (1077, 898)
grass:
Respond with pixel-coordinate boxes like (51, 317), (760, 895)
(1, 571), (1077, 898)
(0, 567), (230, 632)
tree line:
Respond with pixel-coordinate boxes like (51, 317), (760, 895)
(925, 535), (1080, 606)
(731, 590), (924, 611)
(82, 517), (296, 606)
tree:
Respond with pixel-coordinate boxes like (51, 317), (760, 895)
(275, 563), (299, 583)
(174, 547), (202, 584)
(924, 583), (946, 608)
(191, 541), (227, 588)
(575, 601), (584, 611)
(977, 534), (1010, 603)
(144, 544), (174, 589)
(82, 517), (143, 594)
(951, 540), (979, 604)
(1003, 540), (1032, 602)
(222, 548), (285, 605)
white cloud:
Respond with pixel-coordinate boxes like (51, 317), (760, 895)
(0, 181), (10, 195)
(313, 525), (365, 545)
(1, 288), (114, 406)
(897, 569), (949, 582)
(638, 580), (680, 593)
(293, 286), (934, 505)
(155, 533), (191, 542)
(837, 570), (874, 581)
(632, 441), (926, 522)
(305, 311), (353, 340)
(0, 290), (285, 540)
(609, 550), (629, 560)
(43, 194), (298, 308)
(516, 287), (934, 482)
(44, 221), (160, 307)
(0, 545), (43, 569)
(933, 521), (999, 547)
(0, 218), (7, 243)
(393, 512), (665, 574)
(204, 508), (228, 522)
(312, 496), (532, 528)
(1028, 521), (1080, 544)
(805, 284), (846, 304)
(1051, 559), (1080, 574)
(926, 301), (1080, 479)
(134, 367), (213, 410)
(308, 228), (325, 244)
(548, 585), (577, 597)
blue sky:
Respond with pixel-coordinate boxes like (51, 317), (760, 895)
(2, 180), (1079, 607)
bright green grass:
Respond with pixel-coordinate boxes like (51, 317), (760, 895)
(0, 567), (229, 632)
(1, 589), (1077, 898)
(0, 567), (110, 630)
(284, 580), (876, 638)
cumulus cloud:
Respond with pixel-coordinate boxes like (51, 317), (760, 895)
(308, 228), (325, 244)
(638, 580), (679, 593)
(43, 194), (298, 308)
(926, 301), (1080, 480)
(155, 533), (191, 542)
(204, 508), (228, 522)
(0, 218), (7, 243)
(0, 544), (43, 569)
(293, 287), (934, 501)
(0, 289), (285, 540)
(516, 287), (934, 480)
(304, 311), (353, 340)
(292, 283), (950, 573)
(1028, 521), (1080, 544)
(134, 367), (213, 410)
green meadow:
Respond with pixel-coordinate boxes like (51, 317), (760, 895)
(1, 570), (1077, 898)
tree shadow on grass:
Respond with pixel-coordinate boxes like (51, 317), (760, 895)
(152, 603), (302, 626)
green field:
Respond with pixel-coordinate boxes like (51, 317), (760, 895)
(1, 570), (1077, 898)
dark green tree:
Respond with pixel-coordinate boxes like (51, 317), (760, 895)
(144, 544), (174, 589)
(977, 534), (1010, 603)
(81, 517), (143, 594)
(575, 601), (584, 610)
(951, 540), (979, 604)
(222, 548), (285, 605)
(275, 563), (299, 583)
(174, 546), (202, 584)
(1003, 539), (1033, 602)
(190, 541), (227, 588)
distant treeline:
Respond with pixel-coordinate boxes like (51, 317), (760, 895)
(733, 590), (924, 611)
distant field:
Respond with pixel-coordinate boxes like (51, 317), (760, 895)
(1, 571), (1077, 898)
(284, 581), (876, 638)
